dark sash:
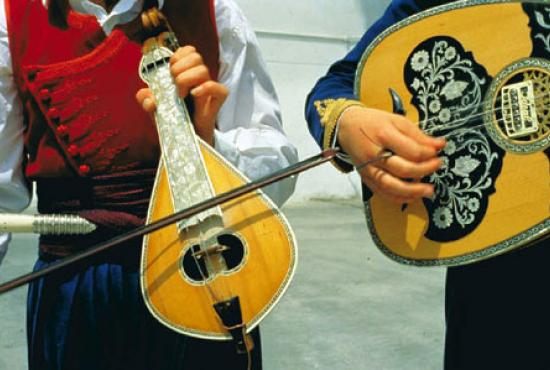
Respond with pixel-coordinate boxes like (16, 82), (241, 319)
(36, 168), (156, 257)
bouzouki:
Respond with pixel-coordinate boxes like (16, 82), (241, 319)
(356, 0), (550, 266)
(137, 10), (296, 348)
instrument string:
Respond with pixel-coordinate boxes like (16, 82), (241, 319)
(146, 28), (235, 302)
(425, 88), (550, 130)
(192, 224), (221, 301)
(146, 38), (231, 303)
(355, 91), (549, 170)
(199, 220), (235, 301)
(151, 42), (219, 299)
(158, 27), (252, 370)
(183, 110), (233, 301)
(414, 90), (550, 136)
(154, 24), (247, 352)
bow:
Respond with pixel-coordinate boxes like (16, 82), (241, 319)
(0, 149), (338, 295)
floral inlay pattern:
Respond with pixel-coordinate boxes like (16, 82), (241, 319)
(532, 6), (550, 53)
(523, 3), (550, 161)
(404, 37), (504, 240)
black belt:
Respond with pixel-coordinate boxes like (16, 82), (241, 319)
(35, 168), (156, 257)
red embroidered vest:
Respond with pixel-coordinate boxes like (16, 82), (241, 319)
(5, 0), (219, 180)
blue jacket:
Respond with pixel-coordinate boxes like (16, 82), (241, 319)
(305, 0), (452, 170)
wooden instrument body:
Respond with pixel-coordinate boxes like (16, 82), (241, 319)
(136, 32), (296, 340)
(356, 0), (550, 266)
(141, 141), (296, 340)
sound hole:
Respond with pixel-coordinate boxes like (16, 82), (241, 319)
(180, 233), (246, 284)
(218, 234), (245, 270)
(181, 245), (210, 282)
(486, 59), (550, 154)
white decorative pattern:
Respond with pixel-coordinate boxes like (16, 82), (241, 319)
(140, 47), (221, 230)
(534, 7), (550, 53)
(409, 40), (486, 133)
(407, 39), (500, 231)
(429, 128), (498, 229)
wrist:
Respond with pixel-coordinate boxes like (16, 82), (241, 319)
(337, 105), (366, 148)
(313, 98), (365, 172)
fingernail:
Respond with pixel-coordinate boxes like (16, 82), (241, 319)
(191, 86), (203, 96)
(143, 98), (154, 111)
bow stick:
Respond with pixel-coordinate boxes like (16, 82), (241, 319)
(0, 149), (338, 295)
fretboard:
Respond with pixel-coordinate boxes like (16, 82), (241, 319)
(140, 47), (222, 231)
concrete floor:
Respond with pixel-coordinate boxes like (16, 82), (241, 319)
(0, 200), (446, 370)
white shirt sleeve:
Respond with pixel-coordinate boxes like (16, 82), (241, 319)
(0, 4), (32, 264)
(0, 0), (297, 265)
(42, 0), (298, 207)
(213, 0), (298, 206)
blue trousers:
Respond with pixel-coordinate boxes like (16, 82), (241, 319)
(445, 239), (550, 370)
(27, 244), (261, 370)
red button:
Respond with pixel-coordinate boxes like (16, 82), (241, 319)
(56, 125), (68, 136)
(47, 107), (59, 121)
(67, 144), (79, 156)
(79, 164), (91, 175)
(39, 89), (50, 103)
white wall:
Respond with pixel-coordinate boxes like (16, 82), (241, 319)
(234, 0), (392, 203)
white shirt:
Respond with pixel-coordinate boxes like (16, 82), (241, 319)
(0, 0), (298, 263)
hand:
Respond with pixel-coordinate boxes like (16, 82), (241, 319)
(136, 46), (229, 146)
(338, 106), (446, 205)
